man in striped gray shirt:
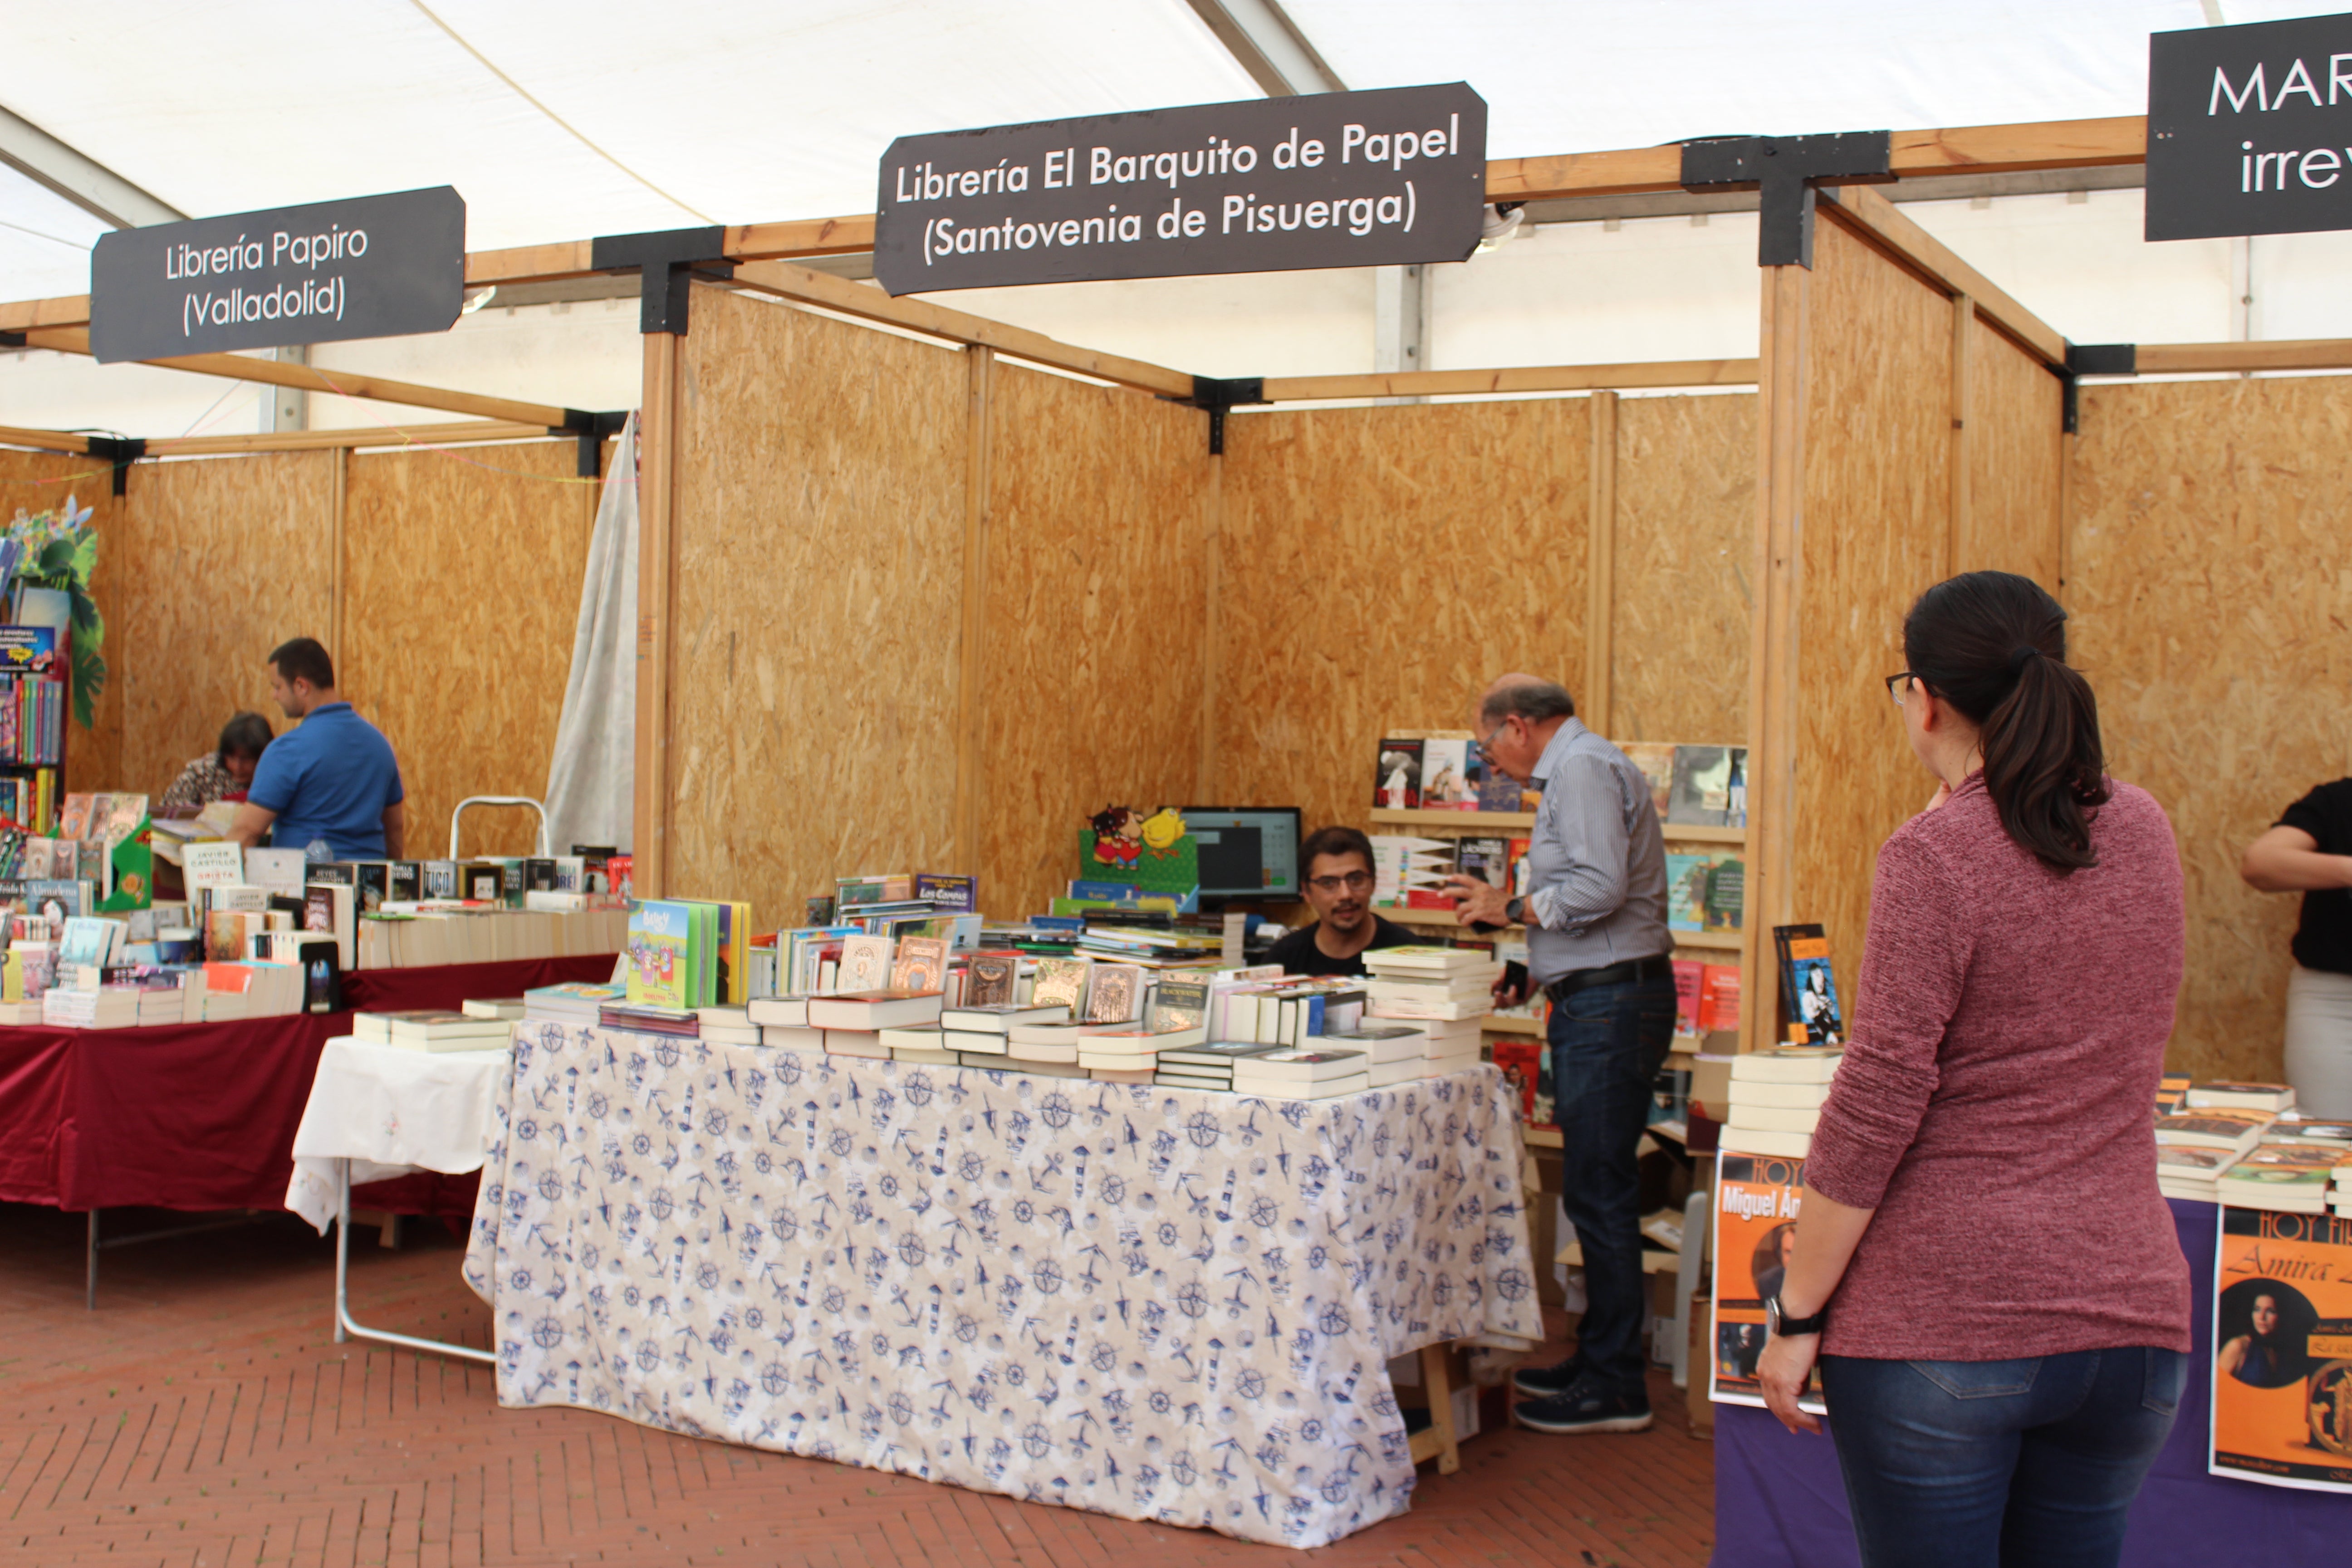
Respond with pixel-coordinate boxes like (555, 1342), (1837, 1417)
(1442, 673), (1674, 1435)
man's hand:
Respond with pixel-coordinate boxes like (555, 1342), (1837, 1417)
(1758, 1329), (1823, 1435)
(1440, 873), (1509, 930)
(1492, 960), (1529, 1009)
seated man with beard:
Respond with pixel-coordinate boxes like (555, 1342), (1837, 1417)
(1264, 825), (1417, 977)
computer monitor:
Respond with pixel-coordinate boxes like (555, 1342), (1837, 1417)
(1181, 807), (1303, 901)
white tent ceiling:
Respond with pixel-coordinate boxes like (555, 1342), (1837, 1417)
(2, 0), (2340, 306)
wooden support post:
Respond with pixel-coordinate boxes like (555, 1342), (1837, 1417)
(1584, 390), (1619, 735)
(951, 348), (995, 876)
(1199, 438), (1224, 802)
(1741, 265), (1811, 1055)
(329, 446), (348, 669)
(633, 332), (682, 898)
(1948, 295), (1975, 578)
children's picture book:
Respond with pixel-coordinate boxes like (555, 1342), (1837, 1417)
(625, 900), (694, 1009)
(1774, 923), (1844, 1045)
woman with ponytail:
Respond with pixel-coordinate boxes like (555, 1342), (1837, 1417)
(1754, 572), (2189, 1568)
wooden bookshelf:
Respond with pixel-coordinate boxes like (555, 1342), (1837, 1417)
(1370, 806), (1534, 830)
(1484, 1014), (1544, 1035)
(1660, 823), (1747, 845)
(1671, 928), (1743, 951)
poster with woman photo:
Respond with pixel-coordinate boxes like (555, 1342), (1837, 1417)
(1710, 1152), (1823, 1413)
(2211, 1206), (2352, 1492)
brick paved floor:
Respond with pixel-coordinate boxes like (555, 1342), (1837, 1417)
(0, 1200), (1713, 1567)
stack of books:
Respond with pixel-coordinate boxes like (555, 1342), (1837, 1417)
(879, 1021), (956, 1063)
(600, 1002), (700, 1038)
(746, 993), (823, 1054)
(462, 997), (525, 1022)
(2185, 1080), (2297, 1115)
(1230, 1047), (1369, 1101)
(810, 990), (941, 1060)
(1076, 1021), (1202, 1082)
(1155, 1039), (1284, 1090)
(938, 1000), (1070, 1061)
(1005, 1017), (1091, 1073)
(521, 980), (623, 1025)
(1716, 1047), (1843, 1159)
(2157, 1144), (2239, 1203)
(2215, 1141), (2348, 1214)
(353, 1009), (514, 1052)
(2335, 1160), (2352, 1220)
(40, 985), (138, 1029)
(2154, 1106), (2275, 1164)
(1360, 947), (1496, 1024)
(1321, 1023), (1436, 1087)
(697, 1005), (758, 1047)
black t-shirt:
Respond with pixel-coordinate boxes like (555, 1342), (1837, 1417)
(2279, 779), (2352, 974)
(1263, 914), (1418, 977)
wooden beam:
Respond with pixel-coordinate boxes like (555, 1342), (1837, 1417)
(0, 424), (89, 454)
(632, 332), (682, 899)
(23, 326), (576, 427)
(2134, 338), (2352, 374)
(725, 260), (1196, 399)
(1887, 115), (2144, 178)
(1485, 145), (1685, 203)
(1740, 262), (1810, 1056)
(1260, 359), (1759, 403)
(143, 421), (560, 457)
(951, 347), (995, 877)
(727, 215), (877, 260)
(329, 447), (348, 674)
(1583, 390), (1618, 737)
(1817, 186), (2068, 369)
(1199, 450), (1223, 803)
(0, 293), (92, 333)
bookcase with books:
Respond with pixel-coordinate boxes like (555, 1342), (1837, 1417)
(0, 624), (67, 837)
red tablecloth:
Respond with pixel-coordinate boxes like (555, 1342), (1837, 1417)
(0, 954), (615, 1214)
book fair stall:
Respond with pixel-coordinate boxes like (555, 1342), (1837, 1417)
(7, 17), (2352, 1553)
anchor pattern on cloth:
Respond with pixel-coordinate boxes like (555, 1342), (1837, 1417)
(464, 1023), (1539, 1548)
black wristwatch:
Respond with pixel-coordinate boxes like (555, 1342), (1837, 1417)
(1504, 896), (1526, 926)
(1766, 1296), (1828, 1338)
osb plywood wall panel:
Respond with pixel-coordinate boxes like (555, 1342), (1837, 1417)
(0, 447), (125, 796)
(669, 287), (969, 929)
(2071, 378), (2352, 1082)
(1960, 318), (2064, 587)
(1794, 217), (1955, 1003)
(1611, 393), (1756, 746)
(1219, 400), (1590, 837)
(117, 451), (336, 803)
(983, 363), (1212, 921)
(343, 441), (591, 861)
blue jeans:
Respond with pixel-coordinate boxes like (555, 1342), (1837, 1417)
(1547, 971), (1677, 1393)
(1820, 1347), (2186, 1568)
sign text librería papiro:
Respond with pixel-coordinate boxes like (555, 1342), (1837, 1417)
(873, 84), (1487, 294)
(90, 188), (466, 363)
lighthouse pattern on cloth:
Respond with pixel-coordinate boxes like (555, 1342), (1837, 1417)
(464, 1024), (1540, 1548)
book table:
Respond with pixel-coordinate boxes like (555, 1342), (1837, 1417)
(0, 954), (617, 1304)
(465, 1023), (1542, 1548)
(1711, 1199), (2348, 1567)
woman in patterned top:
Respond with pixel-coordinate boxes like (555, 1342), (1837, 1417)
(158, 711), (273, 814)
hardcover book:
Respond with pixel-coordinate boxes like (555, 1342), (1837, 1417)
(1374, 738), (1424, 810)
(889, 935), (950, 994)
(1030, 955), (1091, 1012)
(965, 950), (1018, 1007)
(1085, 962), (1145, 1024)
(837, 934), (895, 993)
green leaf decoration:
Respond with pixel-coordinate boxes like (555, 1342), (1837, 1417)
(36, 538), (74, 579)
(70, 640), (104, 731)
(70, 589), (102, 640)
(67, 530), (96, 586)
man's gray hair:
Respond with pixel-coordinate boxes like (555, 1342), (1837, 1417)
(1480, 678), (1577, 726)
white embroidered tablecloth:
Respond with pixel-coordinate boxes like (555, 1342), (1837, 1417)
(463, 1023), (1539, 1548)
(285, 1036), (510, 1232)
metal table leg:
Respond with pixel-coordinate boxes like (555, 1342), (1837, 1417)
(333, 1158), (494, 1365)
(85, 1206), (271, 1310)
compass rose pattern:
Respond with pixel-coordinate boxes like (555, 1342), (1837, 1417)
(464, 1024), (1540, 1548)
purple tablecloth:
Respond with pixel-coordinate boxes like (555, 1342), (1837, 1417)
(1712, 1199), (2347, 1567)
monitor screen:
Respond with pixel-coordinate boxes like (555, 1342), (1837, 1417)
(1181, 807), (1303, 899)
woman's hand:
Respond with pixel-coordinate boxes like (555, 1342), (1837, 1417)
(1758, 1331), (1823, 1435)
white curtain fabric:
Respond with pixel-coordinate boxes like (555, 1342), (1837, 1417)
(542, 412), (639, 855)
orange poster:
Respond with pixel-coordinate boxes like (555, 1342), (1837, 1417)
(2211, 1206), (2352, 1492)
(1709, 1152), (1822, 1412)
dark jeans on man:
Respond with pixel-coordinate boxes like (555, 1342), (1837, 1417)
(1820, 1346), (2185, 1568)
(1547, 970), (1677, 1394)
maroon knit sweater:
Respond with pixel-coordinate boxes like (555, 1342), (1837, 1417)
(1806, 773), (2192, 1359)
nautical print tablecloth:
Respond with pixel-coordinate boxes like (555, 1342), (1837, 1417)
(463, 1023), (1540, 1547)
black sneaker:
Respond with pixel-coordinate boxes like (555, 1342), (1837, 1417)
(1514, 1376), (1653, 1435)
(1511, 1354), (1586, 1398)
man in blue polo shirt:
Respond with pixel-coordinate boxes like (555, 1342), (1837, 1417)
(229, 637), (407, 861)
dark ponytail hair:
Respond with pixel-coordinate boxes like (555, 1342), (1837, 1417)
(1902, 571), (2108, 873)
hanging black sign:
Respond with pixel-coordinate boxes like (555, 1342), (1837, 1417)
(89, 187), (466, 363)
(2148, 13), (2352, 241)
(873, 83), (1487, 295)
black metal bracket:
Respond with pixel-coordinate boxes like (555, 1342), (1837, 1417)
(2059, 343), (2137, 434)
(1189, 375), (1267, 455)
(0, 331), (24, 349)
(550, 409), (632, 478)
(589, 226), (736, 336)
(1681, 132), (1895, 268)
(83, 435), (145, 497)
